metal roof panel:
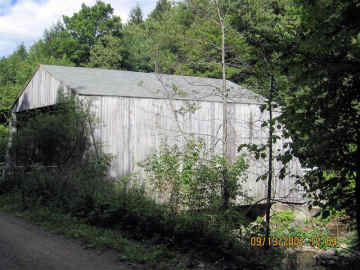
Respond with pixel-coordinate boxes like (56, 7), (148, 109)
(40, 65), (265, 104)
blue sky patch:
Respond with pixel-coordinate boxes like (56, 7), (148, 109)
(0, 0), (16, 15)
(0, 0), (157, 57)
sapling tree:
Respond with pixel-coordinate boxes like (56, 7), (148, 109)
(175, 0), (251, 209)
(236, 0), (303, 249)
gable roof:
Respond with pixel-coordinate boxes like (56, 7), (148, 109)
(39, 65), (264, 104)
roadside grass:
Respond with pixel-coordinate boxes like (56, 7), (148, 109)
(0, 164), (280, 269)
(0, 190), (284, 270)
(0, 192), (187, 269)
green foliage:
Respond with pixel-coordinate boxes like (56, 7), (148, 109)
(239, 216), (267, 239)
(0, 43), (74, 117)
(271, 210), (295, 227)
(89, 34), (131, 70)
(143, 8), (185, 74)
(40, 22), (80, 64)
(0, 170), (274, 268)
(140, 140), (248, 213)
(242, 209), (342, 250)
(5, 94), (112, 213)
(0, 190), (280, 269)
(62, 1), (122, 65)
(85, 180), (274, 269)
(269, 210), (338, 250)
(149, 0), (171, 21)
(10, 95), (93, 166)
(178, 0), (250, 81)
(304, 170), (356, 220)
(0, 45), (34, 111)
(275, 0), (360, 232)
(12, 162), (112, 213)
(117, 24), (154, 72)
(0, 125), (8, 162)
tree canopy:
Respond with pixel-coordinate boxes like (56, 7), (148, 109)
(277, 0), (360, 240)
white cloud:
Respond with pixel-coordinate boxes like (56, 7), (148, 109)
(0, 0), (157, 57)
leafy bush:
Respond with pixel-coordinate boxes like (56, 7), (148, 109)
(269, 210), (338, 250)
(12, 159), (112, 212)
(10, 95), (94, 166)
(140, 140), (248, 213)
(271, 210), (295, 231)
(85, 180), (261, 265)
(5, 94), (113, 212)
(302, 169), (356, 223)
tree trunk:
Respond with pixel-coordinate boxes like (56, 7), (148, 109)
(265, 76), (274, 249)
(216, 0), (229, 210)
(355, 149), (360, 249)
(5, 112), (16, 169)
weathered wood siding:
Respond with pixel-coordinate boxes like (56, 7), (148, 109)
(12, 68), (66, 113)
(84, 95), (305, 203)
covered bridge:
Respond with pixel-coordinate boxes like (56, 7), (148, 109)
(10, 65), (305, 203)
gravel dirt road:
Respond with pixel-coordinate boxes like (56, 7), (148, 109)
(0, 211), (132, 270)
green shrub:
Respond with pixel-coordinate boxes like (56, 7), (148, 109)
(4, 94), (113, 212)
(83, 179), (257, 264)
(10, 95), (94, 166)
(271, 210), (295, 231)
(14, 159), (113, 212)
(269, 211), (338, 250)
(140, 140), (248, 213)
(0, 125), (8, 163)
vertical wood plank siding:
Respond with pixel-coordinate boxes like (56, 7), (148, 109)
(12, 69), (64, 112)
(86, 96), (305, 203)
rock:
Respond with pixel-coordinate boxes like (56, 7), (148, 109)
(342, 253), (353, 258)
(323, 248), (337, 256)
(314, 253), (339, 266)
(223, 263), (237, 270)
(314, 249), (360, 269)
(184, 258), (196, 268)
(234, 255), (249, 265)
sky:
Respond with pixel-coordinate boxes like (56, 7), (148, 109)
(0, 0), (157, 57)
